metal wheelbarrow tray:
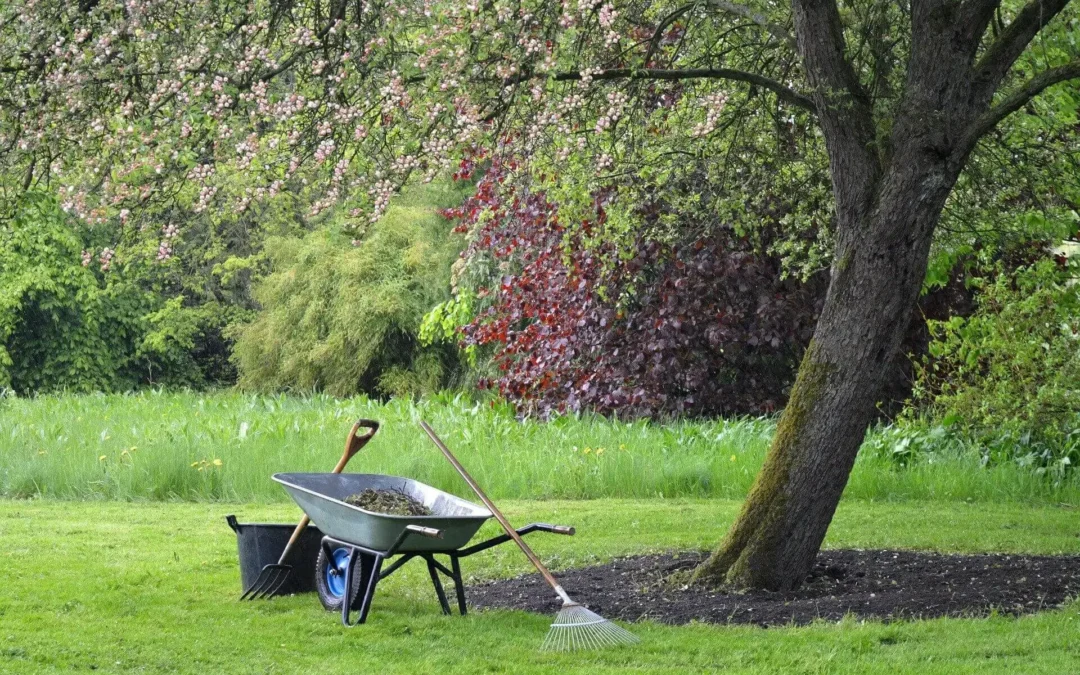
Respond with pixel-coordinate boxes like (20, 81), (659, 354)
(273, 472), (574, 626)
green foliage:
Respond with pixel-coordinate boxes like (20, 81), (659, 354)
(137, 297), (250, 388)
(911, 258), (1080, 474)
(419, 292), (477, 366)
(0, 192), (149, 393)
(104, 183), (313, 388)
(0, 191), (258, 393)
(230, 184), (468, 397)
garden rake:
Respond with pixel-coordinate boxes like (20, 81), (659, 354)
(419, 420), (638, 651)
(240, 419), (379, 600)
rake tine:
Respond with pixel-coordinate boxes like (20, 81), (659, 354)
(421, 421), (638, 652)
(541, 603), (639, 652)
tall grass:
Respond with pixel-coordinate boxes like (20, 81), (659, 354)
(2, 390), (1078, 503)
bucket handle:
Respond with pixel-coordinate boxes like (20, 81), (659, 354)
(226, 514), (241, 534)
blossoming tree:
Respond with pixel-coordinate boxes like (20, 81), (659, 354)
(2, 0), (1078, 590)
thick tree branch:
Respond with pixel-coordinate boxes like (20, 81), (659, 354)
(959, 0), (1005, 48)
(975, 0), (1072, 90)
(21, 156), (35, 190)
(957, 60), (1080, 160)
(791, 0), (880, 201)
(791, 0), (871, 110)
(705, 0), (798, 49)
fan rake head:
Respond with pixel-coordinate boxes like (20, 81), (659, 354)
(540, 602), (639, 652)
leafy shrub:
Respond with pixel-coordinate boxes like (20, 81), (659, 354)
(136, 297), (249, 388)
(0, 191), (256, 393)
(861, 424), (959, 467)
(911, 257), (1080, 472)
(0, 192), (151, 393)
(437, 161), (826, 418)
(104, 181), (315, 388)
(229, 184), (467, 397)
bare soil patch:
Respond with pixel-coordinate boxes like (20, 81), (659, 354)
(467, 550), (1080, 626)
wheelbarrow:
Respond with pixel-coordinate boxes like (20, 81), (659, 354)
(273, 472), (575, 626)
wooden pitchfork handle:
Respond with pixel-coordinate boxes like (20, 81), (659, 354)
(420, 420), (571, 602)
(274, 419), (380, 565)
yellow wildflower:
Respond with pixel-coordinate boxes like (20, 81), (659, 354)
(212, 458), (223, 467)
(583, 447), (592, 455)
(191, 461), (200, 468)
(99, 455), (107, 462)
(596, 447), (605, 456)
(730, 455), (737, 462)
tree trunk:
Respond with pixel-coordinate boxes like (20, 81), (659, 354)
(699, 88), (980, 583)
(692, 146), (960, 590)
(683, 0), (1079, 590)
(688, 0), (1017, 593)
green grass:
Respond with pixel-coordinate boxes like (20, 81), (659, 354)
(3, 391), (1079, 504)
(2, 498), (1079, 674)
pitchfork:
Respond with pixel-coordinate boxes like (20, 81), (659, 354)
(240, 419), (379, 600)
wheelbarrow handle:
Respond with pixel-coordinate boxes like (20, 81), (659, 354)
(405, 524), (443, 539)
(278, 418), (380, 565)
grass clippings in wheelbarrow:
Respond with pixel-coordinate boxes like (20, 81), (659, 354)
(344, 488), (432, 516)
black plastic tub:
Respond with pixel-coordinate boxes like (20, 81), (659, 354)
(226, 515), (324, 595)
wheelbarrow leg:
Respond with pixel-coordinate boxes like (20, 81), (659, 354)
(450, 555), (467, 616)
(424, 554), (452, 615)
(342, 548), (384, 627)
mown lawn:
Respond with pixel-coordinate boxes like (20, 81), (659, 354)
(2, 498), (1079, 674)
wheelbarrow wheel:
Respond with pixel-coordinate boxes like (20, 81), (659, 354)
(315, 546), (366, 612)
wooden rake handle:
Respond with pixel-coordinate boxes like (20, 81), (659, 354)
(276, 419), (380, 565)
(419, 420), (565, 596)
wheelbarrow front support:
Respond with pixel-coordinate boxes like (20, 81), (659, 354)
(323, 522), (574, 626)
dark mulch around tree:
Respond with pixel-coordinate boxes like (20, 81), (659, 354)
(467, 550), (1080, 627)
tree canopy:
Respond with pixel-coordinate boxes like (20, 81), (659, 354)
(1, 0), (1071, 257)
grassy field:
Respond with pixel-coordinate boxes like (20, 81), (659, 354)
(2, 391), (1078, 504)
(2, 498), (1079, 674)
(4, 393), (1080, 672)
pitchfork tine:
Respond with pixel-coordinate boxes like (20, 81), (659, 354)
(240, 565), (291, 600)
(262, 569), (290, 598)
